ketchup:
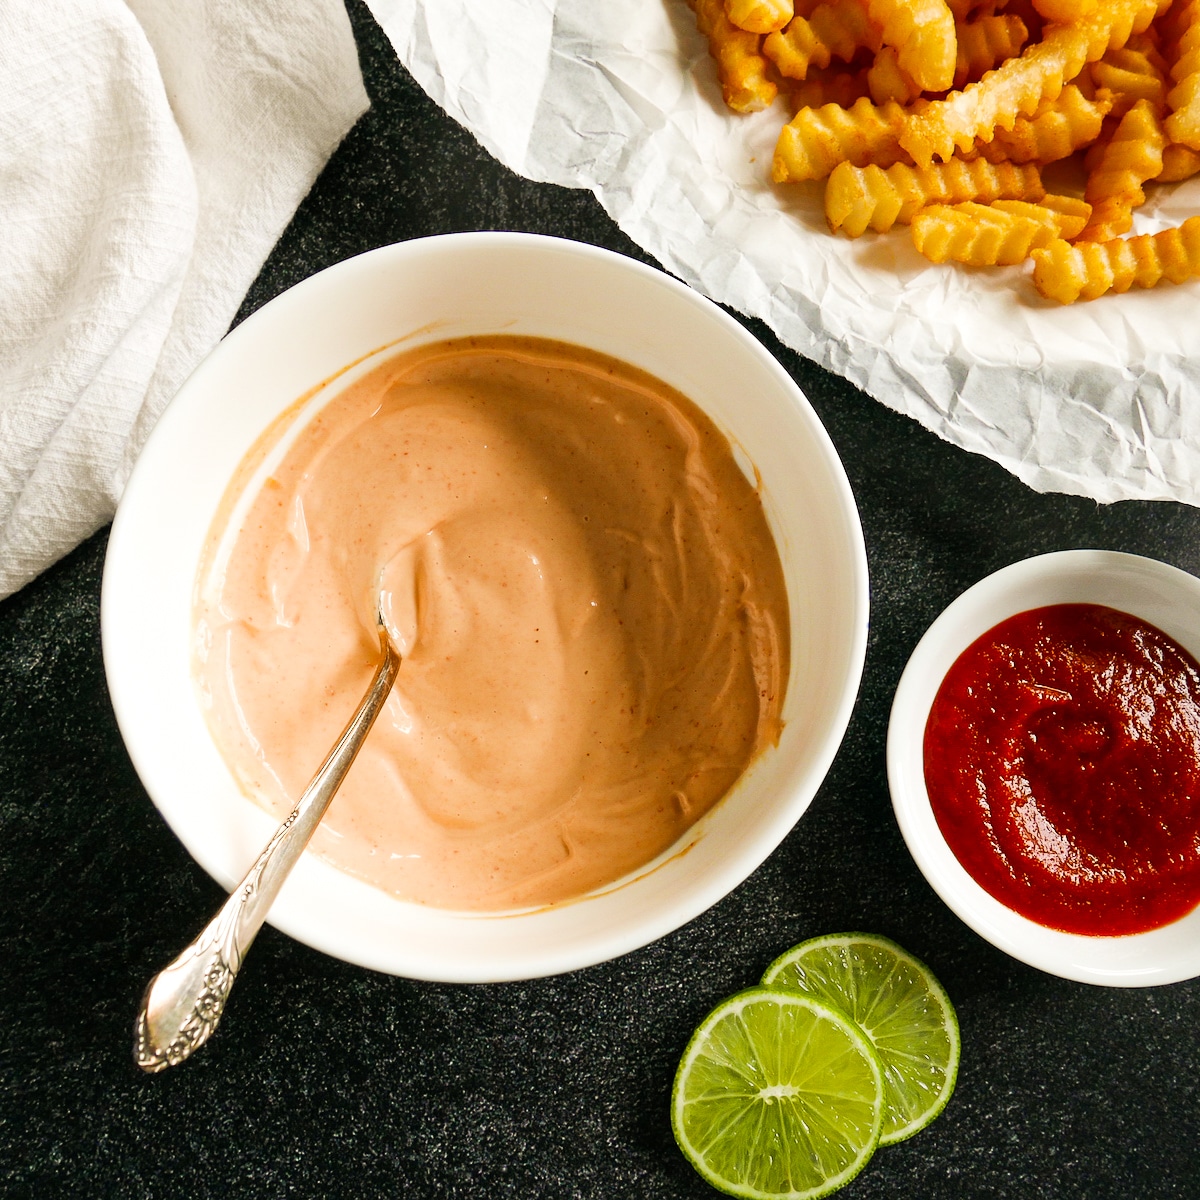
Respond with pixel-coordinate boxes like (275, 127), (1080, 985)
(923, 603), (1200, 936)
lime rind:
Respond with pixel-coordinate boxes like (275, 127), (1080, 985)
(761, 933), (960, 1146)
(671, 987), (885, 1200)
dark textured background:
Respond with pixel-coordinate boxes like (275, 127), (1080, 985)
(3, 3), (1200, 1196)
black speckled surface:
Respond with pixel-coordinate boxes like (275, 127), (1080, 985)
(4, 3), (1200, 1197)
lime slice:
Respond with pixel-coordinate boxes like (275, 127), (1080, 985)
(671, 987), (884, 1199)
(762, 933), (959, 1145)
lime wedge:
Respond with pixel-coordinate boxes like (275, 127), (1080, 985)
(671, 987), (884, 1199)
(762, 933), (959, 1145)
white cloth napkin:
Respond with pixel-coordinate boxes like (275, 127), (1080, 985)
(0, 0), (369, 600)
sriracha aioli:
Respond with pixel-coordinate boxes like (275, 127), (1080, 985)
(195, 335), (789, 911)
(924, 603), (1200, 936)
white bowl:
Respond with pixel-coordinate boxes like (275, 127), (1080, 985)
(103, 232), (868, 982)
(888, 549), (1200, 987)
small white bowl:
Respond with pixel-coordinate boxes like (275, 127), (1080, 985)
(888, 549), (1200, 987)
(102, 233), (869, 982)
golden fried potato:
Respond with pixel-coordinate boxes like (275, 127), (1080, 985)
(1031, 0), (1098, 22)
(1159, 139), (1200, 178)
(725, 0), (794, 34)
(790, 67), (876, 108)
(867, 0), (959, 91)
(911, 198), (1086, 263)
(773, 97), (911, 181)
(1079, 96), (1165, 239)
(900, 0), (1160, 165)
(967, 83), (1111, 161)
(868, 45), (925, 103)
(1089, 42), (1169, 119)
(1032, 216), (1200, 300)
(688, 0), (1200, 303)
(1165, 0), (1200, 148)
(995, 194), (1093, 236)
(954, 13), (1029, 89)
(763, 0), (880, 79)
(691, 0), (779, 112)
(946, 0), (991, 20)
(825, 157), (1044, 234)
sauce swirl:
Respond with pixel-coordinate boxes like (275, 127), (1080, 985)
(924, 603), (1200, 936)
(195, 336), (789, 911)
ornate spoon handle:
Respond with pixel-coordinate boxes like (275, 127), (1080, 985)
(134, 628), (401, 1072)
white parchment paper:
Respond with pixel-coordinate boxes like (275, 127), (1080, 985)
(366, 0), (1200, 504)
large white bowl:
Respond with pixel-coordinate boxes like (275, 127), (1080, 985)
(888, 549), (1200, 987)
(102, 232), (868, 982)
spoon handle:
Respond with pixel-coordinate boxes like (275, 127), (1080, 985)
(134, 630), (401, 1072)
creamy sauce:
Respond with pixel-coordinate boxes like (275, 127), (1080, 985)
(195, 336), (789, 910)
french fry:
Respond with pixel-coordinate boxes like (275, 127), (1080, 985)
(868, 45), (925, 103)
(995, 193), (1093, 234)
(790, 67), (875, 109)
(825, 158), (1044, 234)
(689, 0), (1200, 303)
(1031, 215), (1200, 300)
(1079, 96), (1166, 239)
(967, 82), (1111, 161)
(726, 0), (794, 34)
(954, 14), (1030, 88)
(690, 0), (779, 112)
(1159, 139), (1200, 178)
(866, 0), (959, 91)
(1031, 0), (1098, 21)
(763, 0), (880, 79)
(1089, 42), (1169, 119)
(1165, 0), (1200, 148)
(1004, 0), (1049, 38)
(899, 0), (1161, 165)
(911, 196), (1090, 263)
(773, 97), (911, 181)
(946, 0), (992, 21)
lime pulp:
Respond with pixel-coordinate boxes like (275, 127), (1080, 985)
(761, 933), (960, 1145)
(671, 987), (885, 1200)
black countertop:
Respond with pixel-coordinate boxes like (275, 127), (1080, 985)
(4, 3), (1200, 1196)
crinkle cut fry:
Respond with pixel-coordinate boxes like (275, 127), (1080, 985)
(1032, 0), (1099, 22)
(825, 157), (1044, 234)
(1088, 42), (1169, 124)
(1031, 215), (1200, 300)
(773, 97), (910, 181)
(725, 0), (794, 34)
(763, 0), (880, 80)
(1165, 0), (1200, 148)
(1078, 97), (1165, 240)
(911, 199), (1085, 264)
(955, 14), (1030, 89)
(869, 45), (924, 103)
(947, 0), (989, 20)
(867, 0), (959, 91)
(1160, 139), (1200, 178)
(791, 67), (875, 108)
(993, 194), (1093, 234)
(899, 0), (1161, 165)
(967, 82), (1111, 160)
(690, 0), (778, 112)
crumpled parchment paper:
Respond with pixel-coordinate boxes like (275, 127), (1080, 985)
(366, 0), (1200, 505)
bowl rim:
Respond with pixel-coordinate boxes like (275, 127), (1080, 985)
(102, 231), (870, 980)
(887, 548), (1200, 987)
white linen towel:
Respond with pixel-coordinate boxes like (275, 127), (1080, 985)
(0, 0), (369, 600)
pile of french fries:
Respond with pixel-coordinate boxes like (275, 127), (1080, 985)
(688, 0), (1200, 302)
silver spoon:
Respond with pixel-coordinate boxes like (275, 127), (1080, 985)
(134, 623), (401, 1072)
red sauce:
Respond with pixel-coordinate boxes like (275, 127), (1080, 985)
(923, 603), (1200, 936)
